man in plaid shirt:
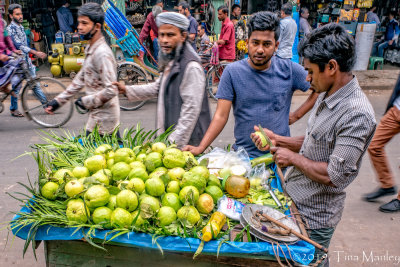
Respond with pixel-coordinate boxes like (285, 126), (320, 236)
(252, 24), (376, 265)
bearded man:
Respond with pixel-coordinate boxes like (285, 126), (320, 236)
(113, 12), (210, 148)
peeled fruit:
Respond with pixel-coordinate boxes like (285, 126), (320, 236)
(66, 199), (89, 223)
(190, 166), (210, 181)
(107, 195), (117, 210)
(95, 144), (112, 155)
(196, 193), (214, 214)
(157, 206), (176, 226)
(208, 174), (221, 188)
(72, 166), (90, 178)
(84, 155), (106, 174)
(131, 210), (147, 227)
(254, 131), (268, 147)
(167, 167), (185, 181)
(111, 162), (131, 181)
(114, 148), (136, 163)
(145, 177), (165, 197)
(144, 152), (163, 172)
(65, 180), (84, 197)
(93, 171), (110, 185)
(111, 208), (133, 229)
(177, 206), (200, 226)
(225, 175), (250, 198)
(92, 206), (112, 228)
(41, 182), (59, 200)
(116, 190), (138, 212)
(128, 168), (149, 181)
(139, 196), (161, 218)
(179, 186), (200, 205)
(53, 168), (73, 184)
(129, 161), (146, 170)
(151, 142), (167, 154)
(162, 148), (186, 169)
(166, 181), (180, 194)
(250, 178), (262, 188)
(84, 185), (110, 208)
(128, 178), (145, 194)
(161, 193), (182, 212)
(205, 185), (224, 203)
(180, 172), (207, 193)
(230, 165), (247, 177)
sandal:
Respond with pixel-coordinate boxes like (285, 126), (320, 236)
(11, 110), (24, 117)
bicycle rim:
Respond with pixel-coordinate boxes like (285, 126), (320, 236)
(206, 66), (222, 101)
(21, 77), (73, 128)
(117, 64), (148, 111)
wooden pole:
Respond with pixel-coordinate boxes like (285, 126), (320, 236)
(275, 165), (309, 238)
(257, 211), (328, 253)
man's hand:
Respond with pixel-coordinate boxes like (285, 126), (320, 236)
(0, 54), (9, 62)
(33, 50), (47, 59)
(389, 40), (394, 46)
(217, 39), (226, 45)
(112, 81), (127, 95)
(182, 145), (204, 156)
(250, 125), (277, 151)
(14, 50), (22, 55)
(44, 99), (60, 115)
(270, 147), (295, 167)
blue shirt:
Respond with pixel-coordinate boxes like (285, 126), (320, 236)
(56, 6), (74, 33)
(7, 21), (33, 68)
(385, 19), (400, 41)
(188, 15), (198, 51)
(216, 57), (310, 157)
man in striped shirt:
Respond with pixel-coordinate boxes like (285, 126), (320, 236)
(252, 24), (376, 265)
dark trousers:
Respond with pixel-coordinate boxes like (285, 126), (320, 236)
(307, 227), (335, 266)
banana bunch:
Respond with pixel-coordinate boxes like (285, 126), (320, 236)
(237, 40), (248, 53)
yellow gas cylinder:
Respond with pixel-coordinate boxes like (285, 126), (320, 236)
(63, 55), (85, 74)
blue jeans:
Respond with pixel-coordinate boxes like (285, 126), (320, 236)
(152, 38), (159, 61)
(372, 40), (390, 57)
(10, 64), (47, 111)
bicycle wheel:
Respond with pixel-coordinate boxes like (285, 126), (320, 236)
(21, 77), (73, 128)
(205, 64), (226, 101)
(117, 63), (148, 111)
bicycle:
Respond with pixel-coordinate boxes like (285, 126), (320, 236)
(116, 62), (149, 111)
(0, 55), (73, 127)
(201, 44), (231, 101)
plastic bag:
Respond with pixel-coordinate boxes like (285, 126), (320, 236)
(249, 163), (270, 189)
(222, 147), (252, 176)
(197, 147), (227, 169)
(217, 195), (245, 221)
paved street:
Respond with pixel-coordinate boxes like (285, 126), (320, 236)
(0, 89), (399, 266)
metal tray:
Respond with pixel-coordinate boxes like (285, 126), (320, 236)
(241, 204), (300, 243)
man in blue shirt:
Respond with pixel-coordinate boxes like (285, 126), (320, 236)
(7, 4), (47, 117)
(56, 0), (74, 33)
(178, 1), (198, 51)
(277, 3), (297, 59)
(372, 11), (399, 57)
(183, 11), (318, 158)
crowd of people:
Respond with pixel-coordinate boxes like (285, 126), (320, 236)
(1, 2), (399, 265)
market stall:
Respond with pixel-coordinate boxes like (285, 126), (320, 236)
(9, 126), (317, 266)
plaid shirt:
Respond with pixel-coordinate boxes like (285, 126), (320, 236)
(285, 77), (376, 229)
(55, 37), (119, 134)
(7, 21), (32, 66)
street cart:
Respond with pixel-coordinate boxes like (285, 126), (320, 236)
(9, 127), (316, 266)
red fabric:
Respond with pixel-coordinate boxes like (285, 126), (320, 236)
(150, 29), (156, 41)
(218, 18), (235, 60)
(139, 12), (158, 43)
(0, 21), (16, 55)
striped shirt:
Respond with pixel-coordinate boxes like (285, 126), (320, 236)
(285, 77), (376, 229)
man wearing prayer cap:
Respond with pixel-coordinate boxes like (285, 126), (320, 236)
(113, 12), (211, 148)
